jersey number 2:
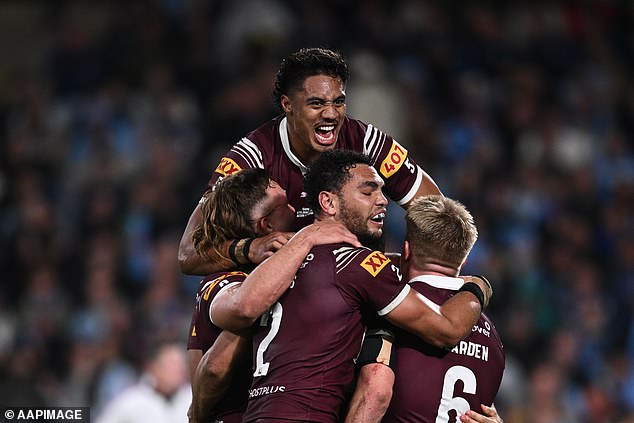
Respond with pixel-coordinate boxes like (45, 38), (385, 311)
(435, 365), (477, 423)
(253, 302), (283, 377)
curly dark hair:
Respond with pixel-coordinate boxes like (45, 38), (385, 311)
(272, 47), (350, 113)
(192, 168), (271, 260)
(304, 150), (372, 217)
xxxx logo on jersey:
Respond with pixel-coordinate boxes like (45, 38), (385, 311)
(379, 140), (408, 179)
(360, 251), (391, 277)
(215, 157), (242, 177)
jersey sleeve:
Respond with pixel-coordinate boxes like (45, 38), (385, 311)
(359, 122), (427, 205)
(334, 247), (410, 315)
(206, 137), (265, 190)
(187, 271), (248, 351)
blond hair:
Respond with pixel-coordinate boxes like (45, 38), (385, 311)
(405, 195), (478, 267)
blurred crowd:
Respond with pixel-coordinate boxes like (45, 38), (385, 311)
(0, 1), (633, 422)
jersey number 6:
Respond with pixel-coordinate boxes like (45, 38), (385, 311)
(435, 365), (477, 423)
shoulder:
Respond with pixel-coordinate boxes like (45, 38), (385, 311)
(332, 246), (394, 278)
(199, 271), (248, 300)
(338, 116), (369, 143)
(339, 116), (395, 159)
(245, 116), (282, 145)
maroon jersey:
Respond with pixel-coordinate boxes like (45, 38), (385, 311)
(242, 244), (410, 422)
(208, 116), (426, 230)
(383, 275), (505, 423)
(187, 271), (252, 423)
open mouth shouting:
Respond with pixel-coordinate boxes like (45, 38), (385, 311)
(315, 123), (337, 146)
(369, 211), (386, 229)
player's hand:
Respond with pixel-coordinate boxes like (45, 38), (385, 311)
(461, 275), (493, 309)
(248, 232), (294, 264)
(460, 404), (504, 423)
(294, 220), (361, 248)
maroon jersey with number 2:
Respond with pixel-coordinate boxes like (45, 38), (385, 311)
(208, 116), (428, 230)
(383, 275), (505, 423)
(242, 244), (410, 422)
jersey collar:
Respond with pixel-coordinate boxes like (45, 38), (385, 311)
(279, 117), (308, 175)
(408, 274), (464, 291)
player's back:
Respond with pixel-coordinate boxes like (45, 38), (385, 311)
(383, 275), (505, 423)
(243, 243), (367, 422)
(243, 243), (409, 422)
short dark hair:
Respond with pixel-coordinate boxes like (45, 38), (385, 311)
(193, 168), (271, 259)
(272, 47), (350, 112)
(304, 150), (372, 216)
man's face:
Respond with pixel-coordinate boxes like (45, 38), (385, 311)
(282, 74), (346, 164)
(256, 180), (296, 233)
(335, 164), (387, 247)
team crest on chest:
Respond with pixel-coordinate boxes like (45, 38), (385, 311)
(360, 251), (391, 277)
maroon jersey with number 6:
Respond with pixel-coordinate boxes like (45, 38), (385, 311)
(242, 244), (410, 422)
(383, 275), (505, 423)
(208, 116), (428, 230)
(187, 271), (253, 423)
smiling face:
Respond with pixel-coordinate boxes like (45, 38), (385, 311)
(334, 164), (388, 246)
(281, 74), (346, 165)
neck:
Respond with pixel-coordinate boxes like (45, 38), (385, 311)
(286, 121), (318, 165)
(291, 138), (317, 165)
(407, 262), (459, 280)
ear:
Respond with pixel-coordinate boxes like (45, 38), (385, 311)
(400, 240), (412, 269)
(318, 191), (338, 217)
(253, 216), (273, 235)
(281, 95), (292, 114)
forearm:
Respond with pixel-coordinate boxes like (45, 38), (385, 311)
(212, 221), (359, 331)
(435, 291), (482, 345)
(387, 290), (481, 349)
(222, 231), (315, 329)
(178, 201), (236, 275)
(191, 356), (229, 422)
(345, 363), (394, 423)
(179, 238), (234, 275)
(214, 221), (359, 330)
(191, 332), (247, 422)
(432, 276), (492, 346)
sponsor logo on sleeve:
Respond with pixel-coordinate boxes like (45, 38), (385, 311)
(379, 141), (408, 179)
(215, 157), (242, 176)
(360, 251), (391, 277)
(203, 271), (248, 301)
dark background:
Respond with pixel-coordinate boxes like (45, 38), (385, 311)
(0, 1), (633, 421)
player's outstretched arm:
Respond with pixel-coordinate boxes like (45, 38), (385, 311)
(401, 169), (442, 208)
(189, 331), (249, 423)
(211, 221), (360, 331)
(179, 200), (229, 275)
(385, 276), (492, 348)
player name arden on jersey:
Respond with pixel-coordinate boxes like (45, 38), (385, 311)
(451, 340), (490, 362)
